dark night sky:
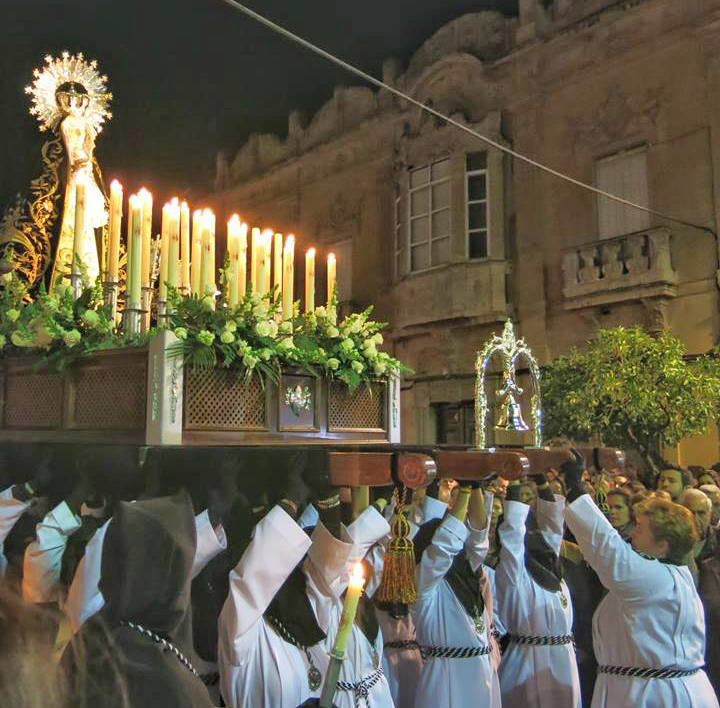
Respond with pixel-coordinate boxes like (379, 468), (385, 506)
(0, 0), (517, 211)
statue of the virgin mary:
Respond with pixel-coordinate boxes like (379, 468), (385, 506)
(0, 52), (112, 291)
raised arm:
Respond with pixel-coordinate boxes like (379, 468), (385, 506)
(219, 505), (312, 665)
(496, 493), (530, 587)
(22, 500), (81, 603)
(465, 489), (493, 572)
(191, 509), (228, 579)
(564, 494), (673, 601)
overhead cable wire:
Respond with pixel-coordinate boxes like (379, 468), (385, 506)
(219, 0), (715, 236)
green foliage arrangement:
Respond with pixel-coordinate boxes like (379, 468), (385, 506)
(542, 326), (720, 469)
(166, 286), (409, 391)
(0, 266), (409, 391)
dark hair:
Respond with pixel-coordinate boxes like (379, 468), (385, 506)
(607, 487), (634, 521)
(658, 467), (691, 488)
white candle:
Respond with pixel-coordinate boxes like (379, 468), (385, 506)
(227, 214), (241, 308)
(239, 221), (248, 300)
(180, 201), (190, 293)
(262, 229), (272, 295)
(327, 252), (336, 305)
(191, 209), (203, 296)
(282, 234), (295, 322)
(305, 247), (315, 312)
(273, 232), (283, 301)
(72, 179), (86, 282)
(138, 188), (153, 287)
(167, 199), (180, 297)
(251, 227), (260, 294)
(158, 203), (170, 301)
(128, 195), (142, 308)
(107, 180), (123, 283)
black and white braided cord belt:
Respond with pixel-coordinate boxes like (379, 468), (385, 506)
(336, 667), (385, 707)
(599, 665), (703, 679)
(384, 639), (491, 660)
(508, 633), (575, 647)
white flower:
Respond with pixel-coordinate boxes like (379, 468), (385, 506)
(374, 361), (387, 375)
(327, 326), (340, 338)
(0, 334), (6, 348)
(243, 353), (258, 369)
(220, 329), (235, 344)
(278, 336), (295, 350)
(6, 308), (20, 322)
(327, 357), (340, 370)
(63, 329), (81, 347)
(224, 320), (237, 332)
(174, 327), (188, 340)
(252, 301), (270, 319)
(267, 320), (278, 338)
(255, 320), (272, 338)
(351, 360), (364, 374)
(279, 320), (293, 334)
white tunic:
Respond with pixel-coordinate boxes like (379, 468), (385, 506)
(496, 497), (581, 707)
(314, 505), (393, 708)
(218, 505), (315, 708)
(565, 494), (720, 708)
(412, 510), (498, 708)
(64, 508), (227, 632)
(22, 500), (81, 603)
(378, 496), (448, 708)
(0, 486), (30, 576)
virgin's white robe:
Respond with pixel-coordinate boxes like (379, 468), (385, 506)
(0, 486), (30, 576)
(378, 496), (448, 708)
(496, 496), (581, 707)
(64, 508), (227, 632)
(565, 494), (720, 708)
(22, 500), (81, 603)
(412, 504), (498, 708)
(218, 505), (315, 708)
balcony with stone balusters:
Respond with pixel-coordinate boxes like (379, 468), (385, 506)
(561, 227), (678, 310)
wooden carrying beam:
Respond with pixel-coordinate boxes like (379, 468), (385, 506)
(504, 446), (625, 475)
(328, 451), (436, 489)
(433, 449), (530, 482)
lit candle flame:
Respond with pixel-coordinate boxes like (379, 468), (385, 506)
(349, 561), (365, 589)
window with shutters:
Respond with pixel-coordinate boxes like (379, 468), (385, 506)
(466, 151), (489, 259)
(407, 157), (451, 272)
(595, 147), (650, 240)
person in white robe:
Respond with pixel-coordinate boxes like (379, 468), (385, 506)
(64, 506), (227, 632)
(377, 494), (447, 708)
(0, 484), (32, 576)
(412, 484), (499, 708)
(562, 449), (719, 708)
(496, 474), (581, 707)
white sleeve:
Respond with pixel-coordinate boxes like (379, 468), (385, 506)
(536, 493), (566, 556)
(218, 505), (312, 666)
(465, 491), (494, 573)
(64, 518), (111, 633)
(564, 494), (675, 602)
(496, 500), (529, 588)
(192, 509), (228, 579)
(422, 496), (448, 524)
(22, 501), (81, 604)
(343, 505), (392, 563)
(416, 514), (468, 597)
(0, 486), (30, 545)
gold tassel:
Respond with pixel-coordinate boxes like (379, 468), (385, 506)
(377, 488), (417, 605)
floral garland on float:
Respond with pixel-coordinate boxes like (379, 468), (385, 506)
(0, 52), (409, 393)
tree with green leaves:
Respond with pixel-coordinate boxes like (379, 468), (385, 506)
(542, 326), (720, 470)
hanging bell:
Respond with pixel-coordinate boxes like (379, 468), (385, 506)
(495, 394), (529, 432)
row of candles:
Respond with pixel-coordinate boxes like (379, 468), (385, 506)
(96, 180), (337, 330)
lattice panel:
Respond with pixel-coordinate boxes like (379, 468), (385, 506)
(72, 365), (147, 430)
(4, 371), (64, 428)
(184, 369), (267, 430)
(328, 381), (385, 431)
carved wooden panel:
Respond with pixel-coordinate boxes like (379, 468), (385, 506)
(4, 371), (64, 428)
(327, 381), (385, 432)
(184, 368), (267, 430)
(72, 364), (147, 430)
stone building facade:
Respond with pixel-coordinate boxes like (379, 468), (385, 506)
(210, 0), (720, 465)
